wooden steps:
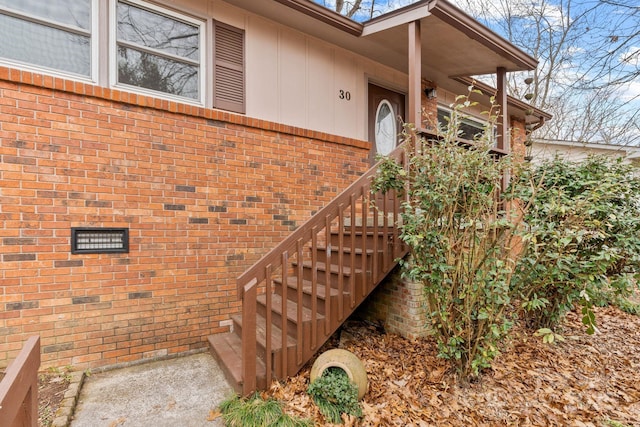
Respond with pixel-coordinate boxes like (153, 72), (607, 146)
(208, 144), (409, 395)
(208, 332), (266, 394)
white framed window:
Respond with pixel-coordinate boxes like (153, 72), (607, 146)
(0, 0), (97, 80)
(111, 0), (205, 103)
(437, 107), (496, 143)
(374, 99), (397, 156)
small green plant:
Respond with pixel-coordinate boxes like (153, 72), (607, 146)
(45, 365), (73, 382)
(534, 328), (565, 344)
(307, 367), (362, 424)
(218, 393), (312, 427)
(614, 297), (640, 315)
(604, 420), (632, 427)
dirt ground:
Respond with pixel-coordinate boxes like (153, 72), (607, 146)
(38, 368), (70, 427)
(267, 305), (640, 426)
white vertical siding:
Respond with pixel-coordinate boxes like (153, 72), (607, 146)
(333, 52), (359, 139)
(307, 39), (335, 133)
(278, 29), (308, 129)
(245, 19), (279, 123)
(176, 0), (410, 141)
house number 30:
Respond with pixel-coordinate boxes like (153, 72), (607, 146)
(338, 90), (351, 101)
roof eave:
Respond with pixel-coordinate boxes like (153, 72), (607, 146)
(429, 0), (538, 71)
(274, 0), (363, 36)
(362, 0), (431, 35)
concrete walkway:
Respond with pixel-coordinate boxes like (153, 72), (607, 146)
(71, 352), (233, 427)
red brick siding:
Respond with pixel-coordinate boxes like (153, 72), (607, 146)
(0, 66), (370, 369)
(421, 80), (438, 130)
(510, 117), (527, 162)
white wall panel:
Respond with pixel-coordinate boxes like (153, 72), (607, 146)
(197, 0), (412, 141)
(307, 39), (335, 134)
(278, 29), (308, 129)
(245, 17), (279, 122)
(333, 52), (359, 139)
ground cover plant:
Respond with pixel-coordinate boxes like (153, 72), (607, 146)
(307, 367), (362, 424)
(218, 392), (312, 427)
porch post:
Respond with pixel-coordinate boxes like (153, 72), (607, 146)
(496, 66), (508, 151)
(408, 20), (422, 129)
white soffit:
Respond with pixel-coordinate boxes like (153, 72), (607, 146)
(222, 0), (536, 78)
(361, 5), (431, 36)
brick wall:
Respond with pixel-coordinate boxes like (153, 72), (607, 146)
(0, 67), (370, 369)
(510, 117), (527, 161)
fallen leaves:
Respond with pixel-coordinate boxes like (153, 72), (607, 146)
(108, 417), (126, 427)
(207, 408), (221, 421)
(265, 307), (640, 426)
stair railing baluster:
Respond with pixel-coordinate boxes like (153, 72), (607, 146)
(295, 239), (304, 365)
(382, 189), (389, 275)
(280, 252), (289, 377)
(311, 226), (318, 350)
(337, 205), (345, 321)
(241, 279), (258, 395)
(361, 190), (368, 298)
(265, 265), (273, 383)
(349, 194), (357, 309)
(392, 187), (400, 260)
(325, 214), (332, 333)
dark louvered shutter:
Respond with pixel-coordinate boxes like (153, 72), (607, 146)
(213, 22), (245, 113)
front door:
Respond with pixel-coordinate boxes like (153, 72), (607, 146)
(368, 83), (405, 163)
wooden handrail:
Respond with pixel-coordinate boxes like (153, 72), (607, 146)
(237, 143), (407, 295)
(0, 336), (40, 427)
(237, 142), (410, 395)
(220, 128), (515, 395)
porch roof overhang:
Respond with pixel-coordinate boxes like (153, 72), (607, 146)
(361, 0), (538, 78)
(225, 0), (538, 80)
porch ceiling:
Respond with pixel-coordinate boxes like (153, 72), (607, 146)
(363, 13), (534, 78)
(223, 0), (537, 80)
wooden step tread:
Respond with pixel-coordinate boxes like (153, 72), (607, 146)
(257, 293), (323, 323)
(208, 332), (265, 388)
(231, 314), (297, 351)
(315, 245), (378, 256)
(294, 261), (362, 276)
(331, 228), (394, 236)
(274, 276), (342, 300)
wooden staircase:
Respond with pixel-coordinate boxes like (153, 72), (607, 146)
(208, 145), (409, 395)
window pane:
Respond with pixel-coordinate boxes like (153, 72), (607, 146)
(375, 100), (397, 156)
(0, 13), (91, 76)
(118, 46), (199, 99)
(117, 2), (199, 61)
(437, 109), (450, 126)
(460, 121), (483, 141)
(0, 0), (91, 30)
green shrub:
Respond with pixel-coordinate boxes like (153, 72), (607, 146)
(307, 367), (362, 424)
(509, 156), (640, 331)
(372, 94), (523, 380)
(219, 393), (312, 427)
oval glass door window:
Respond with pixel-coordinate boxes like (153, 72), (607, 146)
(374, 99), (396, 156)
